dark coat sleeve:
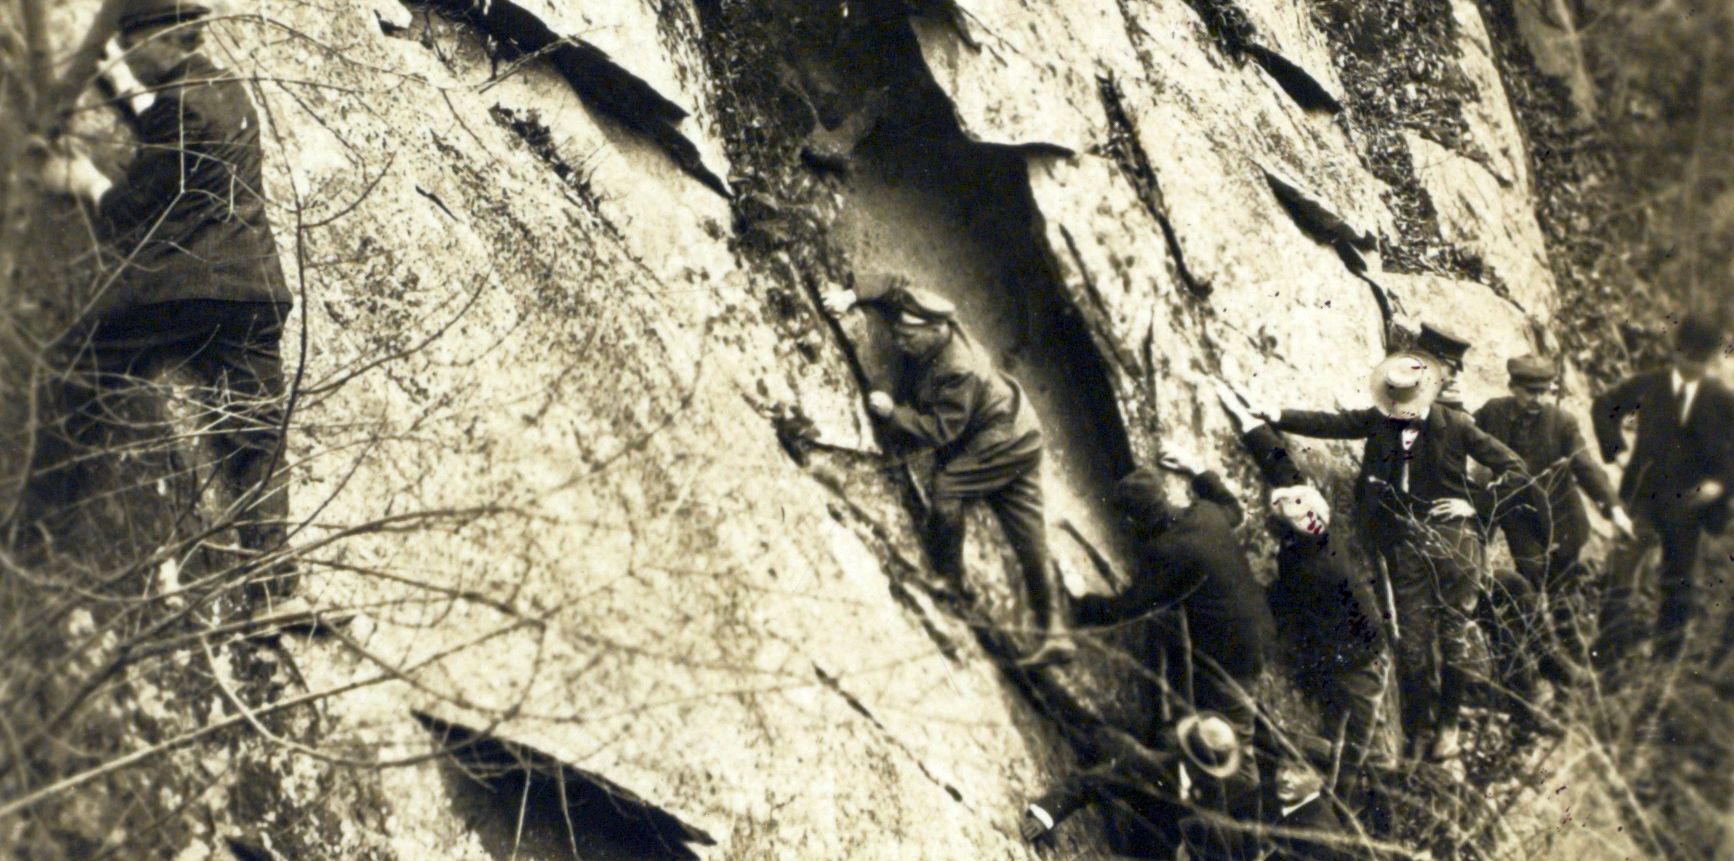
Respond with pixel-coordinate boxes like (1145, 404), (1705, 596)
(1462, 415), (1526, 478)
(1241, 425), (1307, 488)
(1276, 408), (1380, 440)
(1073, 553), (1191, 627)
(97, 96), (210, 235)
(1562, 413), (1619, 512)
(885, 370), (979, 449)
(1592, 373), (1647, 463)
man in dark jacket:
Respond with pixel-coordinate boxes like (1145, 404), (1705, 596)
(1219, 384), (1386, 796)
(1260, 352), (1528, 765)
(824, 275), (1071, 666)
(1590, 314), (1734, 666)
(1474, 356), (1630, 683)
(1072, 455), (1277, 742)
(36, 1), (294, 591)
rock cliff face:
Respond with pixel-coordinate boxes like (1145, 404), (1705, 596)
(14, 0), (1649, 858)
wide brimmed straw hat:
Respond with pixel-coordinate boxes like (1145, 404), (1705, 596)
(1175, 712), (1244, 780)
(1369, 351), (1442, 419)
(1270, 485), (1330, 534)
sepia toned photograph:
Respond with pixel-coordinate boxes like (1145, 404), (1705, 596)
(2, 0), (1731, 858)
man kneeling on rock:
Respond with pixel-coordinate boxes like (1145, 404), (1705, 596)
(823, 275), (1072, 667)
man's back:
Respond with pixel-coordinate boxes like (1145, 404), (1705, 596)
(96, 55), (289, 311)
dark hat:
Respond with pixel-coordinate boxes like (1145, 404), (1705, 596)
(119, 0), (210, 34)
(1506, 355), (1556, 386)
(1416, 323), (1472, 371)
(1675, 314), (1725, 361)
(892, 287), (957, 326)
(1112, 468), (1169, 523)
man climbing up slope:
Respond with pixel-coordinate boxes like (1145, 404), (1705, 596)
(823, 274), (1072, 667)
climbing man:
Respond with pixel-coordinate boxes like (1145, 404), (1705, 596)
(1072, 453), (1277, 745)
(822, 274), (1072, 667)
(1217, 383), (1387, 801)
(1473, 356), (1632, 688)
(1590, 313), (1734, 671)
(1252, 350), (1527, 769)
(33, 0), (295, 596)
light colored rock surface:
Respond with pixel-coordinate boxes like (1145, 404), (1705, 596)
(20, 0), (1644, 857)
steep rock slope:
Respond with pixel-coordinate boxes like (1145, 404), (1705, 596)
(10, 0), (1646, 858)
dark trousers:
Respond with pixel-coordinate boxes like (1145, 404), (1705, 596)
(1303, 657), (1386, 792)
(1497, 509), (1590, 677)
(1381, 515), (1483, 746)
(1597, 503), (1703, 664)
(927, 450), (1057, 633)
(29, 300), (292, 585)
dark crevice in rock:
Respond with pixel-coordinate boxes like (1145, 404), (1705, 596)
(414, 184), (456, 220)
(414, 712), (716, 861)
(1096, 75), (1209, 299)
(411, 0), (729, 198)
(1261, 167), (1374, 272)
(1245, 45), (1343, 114)
(1179, 0), (1341, 114)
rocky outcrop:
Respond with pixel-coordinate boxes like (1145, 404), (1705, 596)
(6, 0), (1648, 858)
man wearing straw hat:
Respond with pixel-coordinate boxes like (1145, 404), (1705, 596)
(824, 275), (1073, 667)
(1252, 351), (1527, 766)
(1020, 710), (1261, 858)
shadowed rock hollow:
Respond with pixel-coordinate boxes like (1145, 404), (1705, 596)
(4, 0), (1659, 858)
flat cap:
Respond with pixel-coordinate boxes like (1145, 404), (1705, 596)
(1416, 323), (1472, 370)
(1676, 313), (1725, 361)
(1506, 355), (1555, 385)
(119, 0), (210, 33)
(893, 287), (957, 324)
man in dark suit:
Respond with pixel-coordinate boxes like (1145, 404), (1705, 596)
(1590, 314), (1734, 666)
(824, 275), (1072, 666)
(1072, 455), (1277, 743)
(35, 1), (294, 592)
(1218, 384), (1386, 798)
(1259, 352), (1527, 766)
(1474, 356), (1631, 684)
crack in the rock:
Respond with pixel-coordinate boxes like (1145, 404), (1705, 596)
(1096, 75), (1209, 298)
(812, 662), (968, 805)
(412, 0), (729, 198)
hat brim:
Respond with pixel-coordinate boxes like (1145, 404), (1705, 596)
(120, 5), (210, 33)
(1174, 713), (1244, 781)
(1369, 351), (1442, 419)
